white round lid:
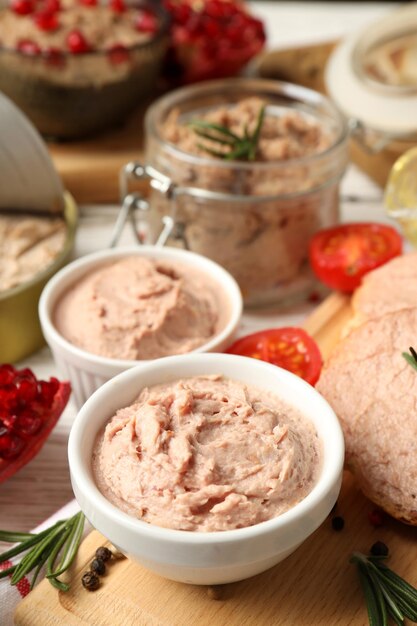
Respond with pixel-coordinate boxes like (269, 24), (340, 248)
(0, 92), (64, 213)
(325, 3), (417, 137)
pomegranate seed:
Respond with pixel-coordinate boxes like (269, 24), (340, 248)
(67, 30), (90, 54)
(204, 0), (224, 19)
(79, 0), (97, 5)
(172, 3), (191, 25)
(17, 378), (38, 403)
(0, 433), (24, 460)
(136, 11), (158, 34)
(11, 0), (34, 15)
(0, 413), (17, 430)
(38, 0), (60, 12)
(33, 10), (59, 32)
(186, 14), (204, 38)
(109, 0), (125, 13)
(15, 410), (42, 437)
(0, 365), (15, 386)
(202, 17), (220, 38)
(17, 368), (36, 381)
(0, 385), (18, 411)
(38, 378), (59, 407)
(17, 39), (41, 55)
(368, 508), (385, 527)
(108, 43), (130, 64)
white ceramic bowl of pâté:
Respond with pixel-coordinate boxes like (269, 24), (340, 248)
(68, 352), (344, 585)
(39, 246), (242, 407)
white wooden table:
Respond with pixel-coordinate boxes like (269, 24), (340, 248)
(0, 1), (399, 532)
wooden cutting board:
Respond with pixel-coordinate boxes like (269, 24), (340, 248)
(14, 292), (417, 626)
(49, 40), (408, 205)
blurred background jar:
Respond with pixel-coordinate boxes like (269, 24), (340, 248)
(139, 78), (348, 306)
(325, 2), (417, 187)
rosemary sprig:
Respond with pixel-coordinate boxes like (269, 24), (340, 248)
(351, 549), (417, 625)
(189, 105), (266, 161)
(0, 512), (85, 591)
(402, 346), (417, 372)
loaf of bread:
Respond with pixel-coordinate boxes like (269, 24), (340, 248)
(317, 303), (417, 525)
(351, 252), (417, 327)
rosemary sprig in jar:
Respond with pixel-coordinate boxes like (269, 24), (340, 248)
(189, 105), (266, 161)
(402, 346), (417, 373)
(351, 545), (417, 625)
(0, 511), (85, 591)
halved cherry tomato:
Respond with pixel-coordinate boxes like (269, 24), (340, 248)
(226, 327), (322, 386)
(309, 222), (402, 293)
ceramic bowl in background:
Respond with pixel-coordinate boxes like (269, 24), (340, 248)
(68, 352), (344, 585)
(0, 1), (169, 140)
(39, 246), (243, 407)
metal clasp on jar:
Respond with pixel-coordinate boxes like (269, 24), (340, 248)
(110, 162), (181, 248)
(111, 160), (253, 249)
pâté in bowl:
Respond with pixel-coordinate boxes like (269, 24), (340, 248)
(39, 246), (243, 407)
(68, 352), (344, 585)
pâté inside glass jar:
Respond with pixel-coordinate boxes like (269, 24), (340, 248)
(116, 79), (348, 306)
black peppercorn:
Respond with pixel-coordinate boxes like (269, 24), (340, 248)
(82, 571), (100, 591)
(95, 546), (112, 562)
(331, 515), (345, 531)
(370, 541), (389, 557)
(91, 558), (106, 576)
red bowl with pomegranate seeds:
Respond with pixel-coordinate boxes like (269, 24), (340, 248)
(162, 0), (266, 85)
(0, 363), (71, 484)
(0, 0), (169, 139)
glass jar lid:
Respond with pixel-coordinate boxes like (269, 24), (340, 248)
(325, 3), (417, 139)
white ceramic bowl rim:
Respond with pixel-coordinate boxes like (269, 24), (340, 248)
(39, 246), (243, 369)
(68, 353), (345, 544)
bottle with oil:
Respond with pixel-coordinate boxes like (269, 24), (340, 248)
(385, 147), (417, 248)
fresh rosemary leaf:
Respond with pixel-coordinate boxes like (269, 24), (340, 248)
(379, 568), (417, 606)
(402, 347), (417, 372)
(357, 563), (384, 626)
(378, 580), (405, 624)
(190, 106), (266, 162)
(386, 605), (406, 626)
(30, 541), (56, 590)
(0, 523), (61, 565)
(0, 514), (85, 592)
(368, 567), (389, 626)
(11, 521), (67, 584)
(0, 564), (17, 580)
(45, 525), (72, 592)
(377, 571), (417, 620)
(188, 120), (241, 141)
(192, 128), (236, 146)
(0, 531), (35, 543)
(351, 549), (417, 626)
(47, 512), (85, 578)
(47, 512), (85, 579)
(250, 105), (266, 158)
(48, 575), (69, 592)
(196, 144), (228, 159)
(0, 513), (86, 592)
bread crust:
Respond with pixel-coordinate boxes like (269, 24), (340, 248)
(317, 307), (417, 525)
